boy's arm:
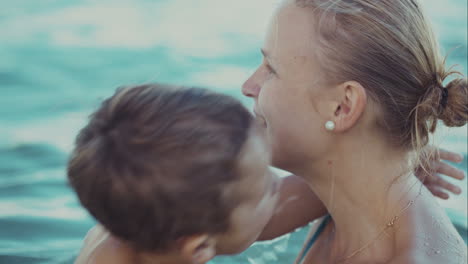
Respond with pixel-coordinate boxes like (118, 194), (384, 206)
(415, 147), (466, 200)
(257, 175), (326, 241)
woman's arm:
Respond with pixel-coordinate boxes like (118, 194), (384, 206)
(257, 175), (327, 241)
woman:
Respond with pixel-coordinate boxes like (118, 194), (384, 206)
(242, 0), (467, 263)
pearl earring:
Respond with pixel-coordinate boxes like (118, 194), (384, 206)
(325, 121), (335, 131)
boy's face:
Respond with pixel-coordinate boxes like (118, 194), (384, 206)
(214, 124), (280, 254)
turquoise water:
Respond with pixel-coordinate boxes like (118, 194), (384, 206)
(0, 0), (466, 263)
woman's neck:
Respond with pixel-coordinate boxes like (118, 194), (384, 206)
(293, 135), (422, 261)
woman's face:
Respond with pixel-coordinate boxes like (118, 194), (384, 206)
(242, 1), (330, 171)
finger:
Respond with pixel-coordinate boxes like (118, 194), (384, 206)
(437, 148), (464, 163)
(415, 164), (438, 182)
(435, 161), (466, 180)
(426, 185), (450, 200)
(417, 172), (436, 184)
(431, 175), (462, 194)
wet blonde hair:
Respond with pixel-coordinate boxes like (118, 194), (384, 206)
(296, 0), (467, 154)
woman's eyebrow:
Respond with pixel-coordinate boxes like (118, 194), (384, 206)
(261, 48), (270, 59)
(261, 48), (279, 73)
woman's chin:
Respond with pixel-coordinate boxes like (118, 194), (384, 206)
(255, 116), (267, 128)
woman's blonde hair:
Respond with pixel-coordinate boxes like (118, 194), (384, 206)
(296, 0), (467, 155)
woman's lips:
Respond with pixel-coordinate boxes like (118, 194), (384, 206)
(254, 109), (267, 127)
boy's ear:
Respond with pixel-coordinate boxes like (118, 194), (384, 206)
(179, 234), (216, 264)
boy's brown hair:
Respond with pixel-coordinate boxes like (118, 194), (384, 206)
(67, 84), (253, 252)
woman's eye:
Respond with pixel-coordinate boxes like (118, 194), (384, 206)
(265, 64), (276, 75)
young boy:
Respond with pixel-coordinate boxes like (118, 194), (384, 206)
(68, 84), (280, 264)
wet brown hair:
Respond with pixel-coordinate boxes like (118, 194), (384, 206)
(296, 0), (467, 153)
(67, 84), (253, 252)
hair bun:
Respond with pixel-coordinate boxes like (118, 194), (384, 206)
(439, 77), (468, 127)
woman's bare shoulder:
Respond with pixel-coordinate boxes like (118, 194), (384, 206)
(393, 190), (467, 264)
(387, 249), (467, 264)
(392, 232), (467, 264)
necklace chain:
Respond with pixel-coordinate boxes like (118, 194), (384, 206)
(338, 192), (421, 263)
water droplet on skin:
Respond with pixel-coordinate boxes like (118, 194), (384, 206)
(435, 250), (441, 254)
(424, 242), (429, 246)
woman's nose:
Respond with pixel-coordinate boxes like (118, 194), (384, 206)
(242, 74), (261, 98)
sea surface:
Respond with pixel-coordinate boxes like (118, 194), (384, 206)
(0, 0), (467, 263)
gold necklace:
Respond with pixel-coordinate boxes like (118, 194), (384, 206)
(337, 192), (421, 263)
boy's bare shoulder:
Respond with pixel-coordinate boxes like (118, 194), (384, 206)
(84, 225), (108, 246)
(88, 245), (136, 264)
(74, 225), (108, 264)
(75, 225), (136, 264)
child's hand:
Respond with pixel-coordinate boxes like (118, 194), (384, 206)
(416, 147), (465, 200)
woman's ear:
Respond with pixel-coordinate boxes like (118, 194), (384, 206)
(179, 234), (216, 264)
(332, 81), (367, 132)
